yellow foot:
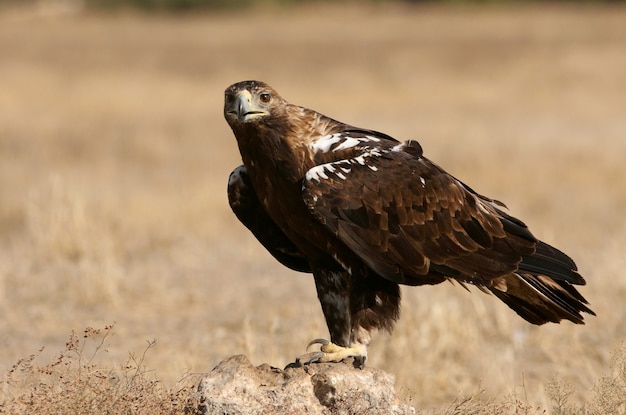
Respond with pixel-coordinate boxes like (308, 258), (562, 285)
(295, 338), (367, 367)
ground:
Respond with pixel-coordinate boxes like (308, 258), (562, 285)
(0, 2), (625, 410)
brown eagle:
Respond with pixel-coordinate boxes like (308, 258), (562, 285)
(224, 80), (594, 365)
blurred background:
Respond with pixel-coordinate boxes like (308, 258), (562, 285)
(0, 0), (625, 410)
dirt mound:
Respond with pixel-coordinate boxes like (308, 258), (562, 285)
(197, 355), (415, 415)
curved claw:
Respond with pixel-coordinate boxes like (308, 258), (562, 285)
(296, 351), (326, 366)
(294, 338), (368, 368)
(306, 338), (329, 350)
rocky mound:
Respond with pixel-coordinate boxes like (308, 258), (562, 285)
(196, 355), (415, 415)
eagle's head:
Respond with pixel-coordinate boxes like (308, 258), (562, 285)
(224, 80), (325, 179)
(224, 80), (287, 129)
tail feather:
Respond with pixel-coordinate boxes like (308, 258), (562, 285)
(520, 241), (585, 285)
(487, 239), (593, 325)
(489, 272), (594, 325)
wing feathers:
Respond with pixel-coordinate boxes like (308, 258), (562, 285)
(302, 132), (591, 323)
(303, 139), (531, 284)
(228, 165), (311, 273)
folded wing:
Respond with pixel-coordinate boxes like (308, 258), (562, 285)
(229, 165), (311, 273)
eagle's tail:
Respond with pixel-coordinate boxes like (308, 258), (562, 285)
(488, 241), (595, 325)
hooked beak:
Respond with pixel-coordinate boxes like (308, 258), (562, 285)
(227, 90), (269, 123)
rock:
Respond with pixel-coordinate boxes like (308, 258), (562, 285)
(196, 355), (415, 415)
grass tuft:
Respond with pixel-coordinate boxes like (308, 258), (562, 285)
(545, 344), (626, 415)
(411, 383), (546, 415)
(587, 344), (626, 415)
(0, 324), (202, 415)
(546, 376), (576, 415)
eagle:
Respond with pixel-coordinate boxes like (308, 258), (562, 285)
(224, 80), (594, 365)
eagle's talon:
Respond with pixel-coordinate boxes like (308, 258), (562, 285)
(298, 339), (368, 365)
(353, 355), (366, 369)
(306, 338), (330, 350)
(296, 351), (326, 366)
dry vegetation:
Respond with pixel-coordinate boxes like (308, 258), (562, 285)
(1, 324), (203, 414)
(0, 2), (625, 413)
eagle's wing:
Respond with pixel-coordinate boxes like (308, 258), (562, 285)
(302, 136), (540, 286)
(229, 165), (311, 273)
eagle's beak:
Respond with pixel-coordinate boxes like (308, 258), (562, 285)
(229, 90), (268, 123)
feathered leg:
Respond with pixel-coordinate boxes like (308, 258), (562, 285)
(298, 269), (400, 367)
(297, 268), (366, 365)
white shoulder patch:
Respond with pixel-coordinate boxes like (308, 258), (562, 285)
(305, 164), (331, 182)
(364, 135), (381, 142)
(311, 133), (342, 154)
(391, 143), (405, 152)
(305, 148), (384, 184)
(310, 132), (383, 154)
(333, 137), (361, 152)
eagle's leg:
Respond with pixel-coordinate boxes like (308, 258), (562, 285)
(297, 270), (400, 367)
(297, 269), (367, 365)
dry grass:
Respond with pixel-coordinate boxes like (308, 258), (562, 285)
(0, 2), (625, 413)
(1, 324), (202, 414)
(1, 324), (623, 414)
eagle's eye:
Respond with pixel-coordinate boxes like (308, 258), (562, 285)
(259, 92), (271, 104)
(225, 93), (234, 104)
